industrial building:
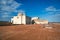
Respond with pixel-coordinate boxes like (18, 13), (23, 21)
(11, 12), (48, 24)
(11, 12), (31, 24)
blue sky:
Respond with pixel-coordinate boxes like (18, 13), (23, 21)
(0, 0), (60, 22)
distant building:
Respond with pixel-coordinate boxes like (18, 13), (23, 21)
(11, 12), (31, 24)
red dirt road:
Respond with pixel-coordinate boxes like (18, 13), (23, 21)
(0, 24), (60, 40)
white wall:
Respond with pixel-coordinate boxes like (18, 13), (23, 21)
(11, 14), (31, 24)
(22, 15), (26, 24)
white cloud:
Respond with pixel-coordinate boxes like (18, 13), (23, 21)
(1, 0), (6, 5)
(44, 6), (60, 22)
(1, 0), (22, 12)
(45, 6), (60, 15)
(6, 0), (14, 4)
(45, 6), (60, 12)
(2, 15), (9, 18)
(0, 0), (22, 20)
(1, 0), (14, 5)
(11, 1), (22, 9)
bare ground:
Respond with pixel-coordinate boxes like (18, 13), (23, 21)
(0, 24), (60, 40)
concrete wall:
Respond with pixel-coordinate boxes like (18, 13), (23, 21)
(26, 16), (31, 24)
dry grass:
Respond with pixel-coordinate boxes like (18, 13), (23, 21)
(0, 24), (60, 40)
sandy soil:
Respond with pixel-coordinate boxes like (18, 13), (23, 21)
(0, 24), (60, 40)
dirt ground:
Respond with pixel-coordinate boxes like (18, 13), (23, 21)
(0, 23), (60, 40)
